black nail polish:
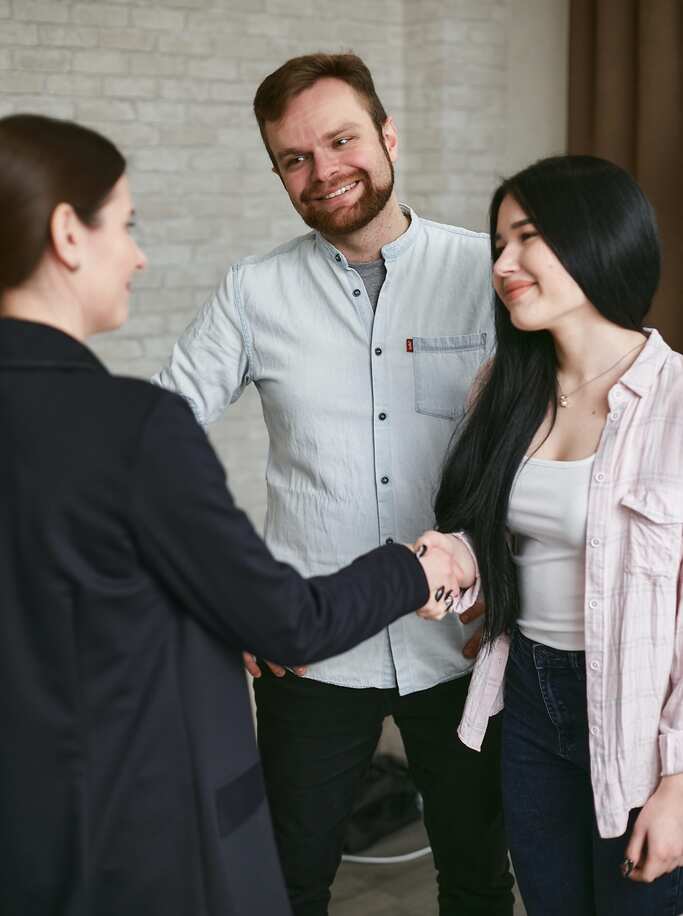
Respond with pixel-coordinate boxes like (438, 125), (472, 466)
(435, 586), (445, 601)
(620, 858), (635, 878)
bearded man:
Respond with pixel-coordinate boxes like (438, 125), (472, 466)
(155, 52), (513, 916)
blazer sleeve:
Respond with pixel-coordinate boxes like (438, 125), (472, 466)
(130, 392), (429, 665)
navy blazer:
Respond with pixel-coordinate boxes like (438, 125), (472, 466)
(0, 318), (427, 916)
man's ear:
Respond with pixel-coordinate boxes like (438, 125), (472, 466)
(382, 116), (399, 163)
(49, 203), (84, 272)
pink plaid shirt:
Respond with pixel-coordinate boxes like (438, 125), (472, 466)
(454, 329), (683, 838)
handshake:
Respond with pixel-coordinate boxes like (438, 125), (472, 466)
(243, 529), (484, 682)
(411, 530), (477, 622)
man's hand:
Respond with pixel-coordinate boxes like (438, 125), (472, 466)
(242, 651), (306, 679)
(622, 773), (683, 883)
(461, 599), (485, 659)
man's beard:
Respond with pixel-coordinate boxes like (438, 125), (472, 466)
(298, 154), (395, 237)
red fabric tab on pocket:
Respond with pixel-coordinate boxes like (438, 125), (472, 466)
(406, 338), (413, 353)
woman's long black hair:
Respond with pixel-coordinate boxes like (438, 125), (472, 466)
(434, 155), (661, 646)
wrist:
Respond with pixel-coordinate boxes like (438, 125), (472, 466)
(658, 772), (683, 797)
(448, 533), (476, 587)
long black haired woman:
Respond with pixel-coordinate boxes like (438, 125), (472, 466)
(0, 113), (461, 916)
(417, 155), (683, 915)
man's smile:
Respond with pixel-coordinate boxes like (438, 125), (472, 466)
(314, 180), (360, 201)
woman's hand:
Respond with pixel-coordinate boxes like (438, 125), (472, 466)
(623, 773), (683, 882)
(414, 530), (476, 588)
(413, 542), (467, 621)
(242, 652), (306, 679)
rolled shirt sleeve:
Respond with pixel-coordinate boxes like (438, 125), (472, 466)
(152, 268), (251, 427)
(448, 531), (482, 615)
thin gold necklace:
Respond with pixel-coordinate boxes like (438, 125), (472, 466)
(557, 340), (645, 408)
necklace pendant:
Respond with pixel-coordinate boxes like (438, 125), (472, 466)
(559, 394), (569, 408)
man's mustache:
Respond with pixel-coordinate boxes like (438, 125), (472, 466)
(301, 174), (366, 205)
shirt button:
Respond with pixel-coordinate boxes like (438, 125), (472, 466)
(385, 537), (394, 545)
(590, 725), (600, 736)
(595, 472), (606, 483)
(374, 347), (382, 356)
(335, 253), (341, 262)
(352, 288), (361, 297)
(378, 412), (387, 421)
(381, 476), (389, 485)
(590, 537), (601, 547)
(613, 388), (623, 399)
(588, 599), (598, 609)
(590, 660), (600, 671)
(609, 411), (621, 421)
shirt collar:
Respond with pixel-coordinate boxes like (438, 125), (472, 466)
(314, 204), (420, 265)
(617, 328), (671, 397)
(0, 318), (106, 372)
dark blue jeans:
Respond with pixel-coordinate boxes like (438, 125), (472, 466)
(502, 627), (683, 916)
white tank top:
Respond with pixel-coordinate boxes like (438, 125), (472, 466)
(507, 454), (595, 651)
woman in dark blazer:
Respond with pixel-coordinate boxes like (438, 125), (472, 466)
(0, 114), (460, 916)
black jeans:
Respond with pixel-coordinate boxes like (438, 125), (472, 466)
(254, 666), (514, 916)
(502, 628), (683, 916)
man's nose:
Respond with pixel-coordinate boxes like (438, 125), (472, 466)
(311, 149), (340, 184)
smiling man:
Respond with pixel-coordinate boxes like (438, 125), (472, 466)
(265, 76), (399, 244)
(155, 53), (513, 916)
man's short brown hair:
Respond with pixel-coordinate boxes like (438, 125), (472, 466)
(253, 52), (388, 169)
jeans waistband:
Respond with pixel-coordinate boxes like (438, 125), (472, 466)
(513, 627), (586, 672)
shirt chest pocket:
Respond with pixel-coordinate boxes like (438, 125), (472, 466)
(620, 488), (683, 578)
(412, 333), (487, 420)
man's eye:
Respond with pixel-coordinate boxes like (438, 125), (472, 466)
(285, 155), (306, 168)
(335, 137), (351, 146)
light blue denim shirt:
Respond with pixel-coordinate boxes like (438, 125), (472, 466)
(154, 207), (493, 694)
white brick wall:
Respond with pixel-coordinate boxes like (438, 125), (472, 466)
(1, 0), (567, 531)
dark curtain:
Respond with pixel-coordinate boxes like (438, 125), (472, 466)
(568, 0), (682, 349)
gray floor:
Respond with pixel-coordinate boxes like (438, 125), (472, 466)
(330, 819), (527, 916)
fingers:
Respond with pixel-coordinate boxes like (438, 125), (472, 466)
(414, 531), (476, 588)
(417, 604), (447, 621)
(623, 822), (645, 880)
(243, 652), (305, 679)
(415, 530), (460, 555)
(415, 544), (465, 621)
(622, 778), (683, 883)
(625, 844), (681, 884)
(416, 583), (458, 621)
(415, 538), (476, 621)
(265, 660), (288, 678)
(463, 626), (483, 659)
(627, 857), (667, 883)
(460, 598), (485, 625)
(416, 584), (448, 621)
(242, 651), (262, 678)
